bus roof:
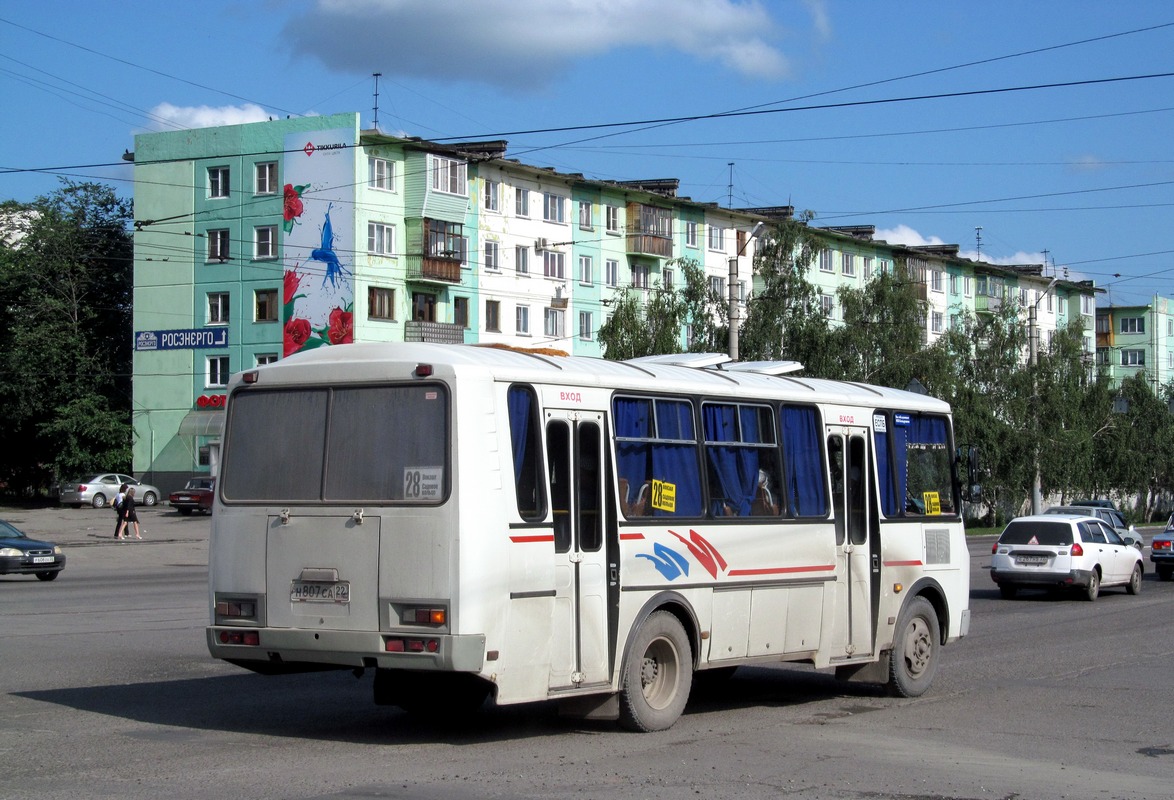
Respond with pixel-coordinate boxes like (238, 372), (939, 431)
(239, 342), (950, 413)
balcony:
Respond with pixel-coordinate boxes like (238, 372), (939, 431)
(625, 202), (673, 259)
(405, 320), (465, 344)
(975, 294), (1003, 314)
(405, 254), (462, 284)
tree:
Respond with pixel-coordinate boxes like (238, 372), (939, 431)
(0, 181), (133, 494)
(828, 263), (927, 385)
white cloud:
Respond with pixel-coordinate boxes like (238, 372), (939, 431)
(873, 225), (944, 248)
(149, 103), (272, 131)
(285, 0), (796, 88)
(958, 249), (1046, 266)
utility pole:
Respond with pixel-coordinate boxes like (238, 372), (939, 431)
(729, 221), (765, 361)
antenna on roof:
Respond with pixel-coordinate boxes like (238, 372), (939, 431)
(727, 162), (734, 209)
(975, 226), (983, 261)
(372, 72), (382, 131)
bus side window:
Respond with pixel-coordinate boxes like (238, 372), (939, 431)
(508, 385), (546, 520)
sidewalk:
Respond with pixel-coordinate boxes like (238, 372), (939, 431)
(0, 503), (209, 547)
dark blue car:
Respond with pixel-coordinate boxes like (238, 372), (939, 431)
(0, 520), (65, 581)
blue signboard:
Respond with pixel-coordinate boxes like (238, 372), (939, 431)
(135, 329), (228, 351)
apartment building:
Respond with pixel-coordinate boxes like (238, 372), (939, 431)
(1096, 297), (1174, 391)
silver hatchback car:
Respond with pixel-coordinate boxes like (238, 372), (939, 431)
(991, 514), (1143, 601)
(58, 473), (160, 509)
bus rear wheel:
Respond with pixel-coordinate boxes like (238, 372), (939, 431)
(619, 610), (692, 732)
(887, 596), (939, 698)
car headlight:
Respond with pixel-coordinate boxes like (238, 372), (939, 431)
(0, 547), (22, 557)
(53, 545), (63, 555)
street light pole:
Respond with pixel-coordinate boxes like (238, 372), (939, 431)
(1029, 277), (1059, 514)
(729, 221), (765, 361)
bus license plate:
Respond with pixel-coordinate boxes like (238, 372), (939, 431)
(290, 580), (350, 603)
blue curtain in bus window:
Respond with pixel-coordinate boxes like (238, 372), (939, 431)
(875, 426), (898, 517)
(703, 405), (758, 516)
(782, 406), (827, 516)
(652, 399), (702, 517)
(507, 386), (531, 484)
(615, 397), (653, 509)
(892, 420), (911, 512)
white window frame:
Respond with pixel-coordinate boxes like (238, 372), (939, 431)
(516, 304), (530, 335)
(543, 193), (566, 224)
(819, 250), (833, 273)
(842, 253), (855, 277)
(708, 276), (725, 297)
(255, 162), (277, 195)
(632, 263), (650, 289)
(484, 241), (501, 271)
(367, 222), (395, 256)
(664, 267), (675, 291)
(605, 205), (620, 233)
(578, 255), (593, 285)
(932, 270), (944, 293)
(368, 157), (394, 191)
(544, 308), (565, 338)
(820, 293), (833, 317)
(483, 179), (499, 212)
(430, 155), (467, 196)
(707, 225), (725, 251)
(685, 221), (698, 248)
(254, 225), (278, 260)
(965, 276), (973, 297)
(208, 166), (229, 199)
(864, 257), (874, 280)
(931, 310), (944, 333)
(578, 200), (593, 229)
(368, 286), (395, 321)
(206, 355), (230, 388)
(543, 250), (565, 279)
(254, 288), (278, 322)
(255, 353), (278, 366)
(515, 245), (530, 276)
(515, 187), (529, 217)
(605, 258), (619, 287)
(207, 292), (229, 325)
(1122, 349), (1145, 366)
(579, 311), (593, 341)
(1121, 317), (1145, 334)
(207, 229), (230, 262)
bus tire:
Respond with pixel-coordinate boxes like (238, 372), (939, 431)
(887, 596), (939, 698)
(619, 610), (692, 732)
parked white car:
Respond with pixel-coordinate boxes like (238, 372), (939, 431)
(991, 514), (1143, 601)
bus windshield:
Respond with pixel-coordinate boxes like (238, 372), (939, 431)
(220, 384), (449, 504)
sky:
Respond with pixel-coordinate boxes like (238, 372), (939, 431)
(2, 0), (1173, 307)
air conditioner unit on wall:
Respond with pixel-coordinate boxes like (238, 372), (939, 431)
(535, 238), (550, 251)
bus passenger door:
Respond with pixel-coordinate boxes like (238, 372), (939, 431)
(827, 427), (874, 658)
(546, 411), (610, 691)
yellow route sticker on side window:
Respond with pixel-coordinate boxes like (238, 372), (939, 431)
(922, 491), (941, 515)
(651, 479), (676, 513)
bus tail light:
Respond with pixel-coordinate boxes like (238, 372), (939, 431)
(218, 630), (260, 646)
(385, 637), (440, 653)
(401, 606), (446, 625)
(216, 600), (256, 618)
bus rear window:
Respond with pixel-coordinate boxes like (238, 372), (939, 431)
(221, 384), (449, 504)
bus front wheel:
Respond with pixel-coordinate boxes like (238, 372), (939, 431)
(619, 610), (692, 732)
(887, 596), (939, 698)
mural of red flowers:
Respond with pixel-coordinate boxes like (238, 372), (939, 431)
(282, 183), (308, 233)
(327, 307), (353, 345)
(283, 317), (312, 356)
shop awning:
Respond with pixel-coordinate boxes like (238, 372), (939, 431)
(178, 410), (224, 437)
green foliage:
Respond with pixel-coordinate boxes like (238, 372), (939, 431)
(0, 181), (133, 494)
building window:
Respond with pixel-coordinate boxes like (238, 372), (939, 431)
(605, 258), (619, 287)
(368, 222), (395, 256)
(426, 219), (463, 258)
(1081, 295), (1094, 315)
(820, 293), (833, 317)
(578, 255), (593, 285)
(255, 353), (278, 366)
(949, 274), (958, 295)
(708, 276), (725, 297)
(964, 276), (973, 297)
(1121, 317), (1145, 334)
(516, 305), (530, 335)
(1096, 316), (1110, 334)
(485, 300), (501, 332)
(208, 167), (229, 199)
(368, 286), (395, 320)
(932, 270), (944, 293)
(864, 257), (874, 280)
(931, 311), (944, 333)
(454, 296), (469, 329)
(578, 200), (593, 230)
(632, 263), (649, 289)
(819, 249), (833, 272)
(1122, 349), (1145, 366)
(1019, 288), (1028, 306)
(207, 229), (230, 262)
(207, 293), (229, 325)
(430, 155), (467, 195)
(664, 268), (674, 290)
(544, 308), (565, 338)
(254, 225), (277, 260)
(1096, 348), (1109, 365)
(842, 253), (855, 277)
(543, 250), (565, 279)
(254, 289), (278, 322)
(206, 355), (230, 388)
(368, 157), (394, 191)
(707, 225), (725, 251)
(685, 221), (698, 248)
(1168, 319), (1173, 336)
(579, 311), (593, 340)
(543, 193), (566, 223)
(255, 162), (277, 195)
(483, 179), (499, 212)
(515, 187), (529, 217)
(484, 241), (501, 271)
(605, 205), (620, 233)
(515, 245), (529, 276)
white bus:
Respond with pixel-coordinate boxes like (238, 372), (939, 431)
(207, 343), (974, 731)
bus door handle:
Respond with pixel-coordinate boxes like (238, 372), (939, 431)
(610, 564), (618, 583)
(872, 554), (880, 573)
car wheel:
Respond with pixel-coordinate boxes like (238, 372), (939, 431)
(142, 492), (157, 507)
(36, 571), (58, 581)
(998, 584), (1018, 600)
(1159, 566), (1173, 582)
(888, 596), (939, 697)
(1126, 564), (1142, 595)
(1083, 570), (1100, 601)
(91, 494), (107, 509)
(619, 610), (693, 732)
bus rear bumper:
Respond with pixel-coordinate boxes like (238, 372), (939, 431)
(207, 627), (486, 673)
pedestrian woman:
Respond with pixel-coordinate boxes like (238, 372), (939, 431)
(113, 483), (128, 539)
(116, 487), (142, 540)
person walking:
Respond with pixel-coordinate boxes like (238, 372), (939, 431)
(116, 487), (142, 540)
(113, 483), (128, 539)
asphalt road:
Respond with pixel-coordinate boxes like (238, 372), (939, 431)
(2, 505), (1172, 800)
